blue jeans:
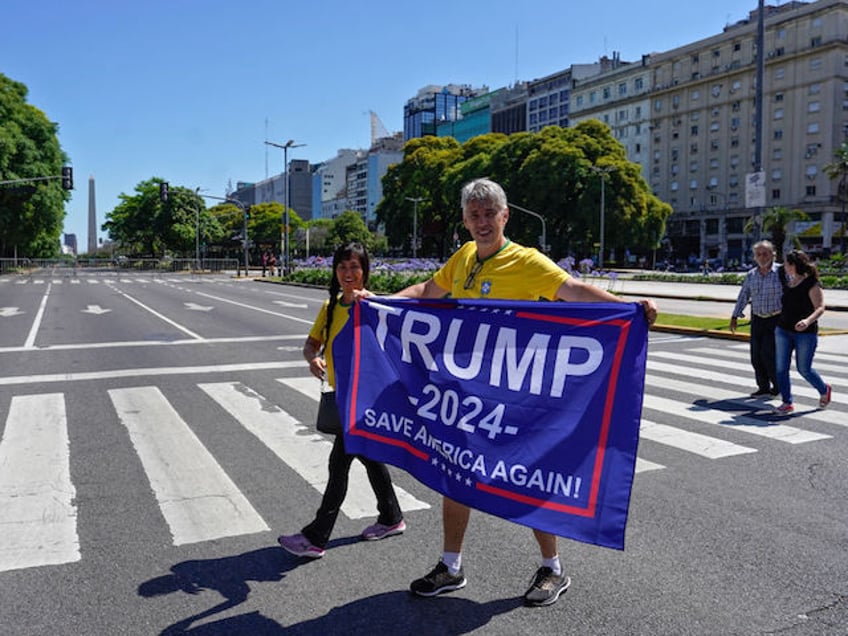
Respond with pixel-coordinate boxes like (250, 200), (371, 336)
(774, 326), (827, 404)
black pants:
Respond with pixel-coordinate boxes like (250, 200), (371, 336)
(302, 434), (402, 548)
(750, 315), (779, 392)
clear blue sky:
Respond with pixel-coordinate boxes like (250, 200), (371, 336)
(1, 0), (759, 248)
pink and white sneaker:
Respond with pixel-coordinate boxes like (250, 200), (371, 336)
(773, 402), (794, 415)
(819, 384), (832, 408)
(278, 533), (325, 558)
(361, 519), (407, 541)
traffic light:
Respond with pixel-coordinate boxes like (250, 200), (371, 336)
(159, 181), (169, 202)
(61, 166), (73, 190)
(244, 206), (250, 219)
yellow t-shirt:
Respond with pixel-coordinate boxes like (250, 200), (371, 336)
(307, 298), (353, 388)
(433, 240), (570, 300)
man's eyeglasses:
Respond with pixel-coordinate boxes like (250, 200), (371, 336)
(464, 260), (483, 290)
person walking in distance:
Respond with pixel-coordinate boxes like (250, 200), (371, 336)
(773, 249), (832, 414)
(394, 178), (658, 607)
(730, 240), (783, 397)
(277, 242), (406, 558)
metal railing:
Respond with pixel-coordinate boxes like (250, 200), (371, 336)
(0, 258), (240, 275)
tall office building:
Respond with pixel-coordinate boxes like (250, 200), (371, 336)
(570, 0), (848, 263)
(403, 84), (489, 141)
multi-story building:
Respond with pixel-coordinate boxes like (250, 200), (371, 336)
(491, 82), (529, 135)
(571, 0), (848, 264)
(436, 89), (500, 142)
(404, 84), (488, 141)
(231, 158), (313, 221)
(63, 233), (77, 256)
(311, 149), (359, 220)
(343, 132), (404, 227)
(527, 59), (611, 133)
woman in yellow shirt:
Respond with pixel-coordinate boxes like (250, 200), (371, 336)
(278, 242), (405, 558)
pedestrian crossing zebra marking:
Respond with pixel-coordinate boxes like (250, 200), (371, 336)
(642, 393), (830, 444)
(201, 380), (429, 519)
(634, 457), (665, 474)
(650, 351), (846, 410)
(0, 393), (79, 573)
(639, 419), (757, 458)
(687, 346), (847, 384)
(109, 386), (270, 546)
(0, 344), (844, 573)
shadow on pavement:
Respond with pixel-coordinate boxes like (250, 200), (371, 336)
(173, 592), (522, 635)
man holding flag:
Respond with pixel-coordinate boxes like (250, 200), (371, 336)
(393, 178), (658, 607)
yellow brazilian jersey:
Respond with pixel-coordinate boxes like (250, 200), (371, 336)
(433, 240), (570, 300)
(307, 298), (353, 388)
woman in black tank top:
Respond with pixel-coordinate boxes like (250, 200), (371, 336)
(773, 250), (831, 414)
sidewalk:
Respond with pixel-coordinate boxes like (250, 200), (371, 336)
(612, 277), (848, 354)
(613, 277), (848, 311)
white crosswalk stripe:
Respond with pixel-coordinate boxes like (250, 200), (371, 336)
(639, 419), (757, 458)
(0, 394), (80, 573)
(651, 350), (847, 409)
(109, 386), (270, 546)
(201, 380), (429, 519)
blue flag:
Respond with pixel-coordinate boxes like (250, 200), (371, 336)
(333, 297), (648, 550)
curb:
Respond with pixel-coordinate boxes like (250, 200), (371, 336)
(620, 291), (848, 313)
(651, 325), (750, 340)
(651, 325), (848, 340)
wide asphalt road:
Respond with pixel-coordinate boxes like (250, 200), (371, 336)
(0, 268), (845, 635)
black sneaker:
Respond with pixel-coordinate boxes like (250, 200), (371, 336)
(523, 566), (571, 607)
(410, 562), (466, 597)
(750, 388), (772, 398)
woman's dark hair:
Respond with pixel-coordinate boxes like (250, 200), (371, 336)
(785, 249), (818, 281)
(324, 242), (370, 346)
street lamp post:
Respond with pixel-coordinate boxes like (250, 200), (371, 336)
(590, 165), (616, 269)
(507, 202), (548, 253)
(405, 196), (424, 258)
(200, 193), (249, 276)
(193, 187), (201, 272)
(265, 139), (306, 276)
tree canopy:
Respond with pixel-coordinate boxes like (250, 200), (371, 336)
(0, 73), (69, 257)
(746, 206), (809, 261)
(377, 122), (672, 261)
(103, 179), (226, 257)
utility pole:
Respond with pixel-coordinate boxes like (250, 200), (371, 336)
(507, 202), (548, 253)
(201, 193), (250, 276)
(265, 139), (306, 276)
(590, 165), (617, 269)
(405, 196), (424, 258)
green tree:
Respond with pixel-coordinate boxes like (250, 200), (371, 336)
(746, 206), (810, 261)
(824, 141), (848, 255)
(377, 136), (461, 257)
(247, 201), (285, 247)
(0, 74), (69, 257)
(326, 210), (373, 250)
(378, 123), (671, 261)
(103, 179), (225, 256)
(297, 218), (333, 257)
(160, 187), (225, 256)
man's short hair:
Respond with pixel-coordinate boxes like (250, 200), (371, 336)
(752, 240), (775, 254)
(461, 178), (507, 212)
